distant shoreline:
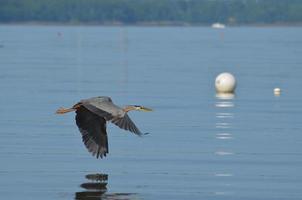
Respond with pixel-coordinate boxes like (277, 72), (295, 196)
(1, 21), (302, 27)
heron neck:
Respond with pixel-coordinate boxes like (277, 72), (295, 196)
(123, 105), (136, 112)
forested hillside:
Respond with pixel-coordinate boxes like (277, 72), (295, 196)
(1, 0), (302, 25)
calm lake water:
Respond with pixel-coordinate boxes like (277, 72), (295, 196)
(0, 25), (302, 200)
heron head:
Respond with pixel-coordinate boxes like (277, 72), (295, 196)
(132, 105), (153, 112)
(123, 105), (153, 112)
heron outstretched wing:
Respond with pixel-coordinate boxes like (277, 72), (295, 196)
(111, 114), (144, 136)
(75, 106), (109, 158)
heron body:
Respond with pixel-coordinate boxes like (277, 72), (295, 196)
(56, 96), (152, 159)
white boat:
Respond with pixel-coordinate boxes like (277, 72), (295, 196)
(211, 23), (226, 29)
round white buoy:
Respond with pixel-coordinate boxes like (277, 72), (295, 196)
(274, 88), (281, 96)
(215, 72), (236, 93)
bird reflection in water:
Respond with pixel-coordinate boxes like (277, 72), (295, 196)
(75, 173), (138, 200)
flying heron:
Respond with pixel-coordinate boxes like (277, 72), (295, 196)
(56, 96), (152, 159)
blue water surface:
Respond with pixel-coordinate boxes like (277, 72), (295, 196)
(0, 25), (302, 200)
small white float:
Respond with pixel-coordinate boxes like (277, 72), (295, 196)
(274, 88), (281, 96)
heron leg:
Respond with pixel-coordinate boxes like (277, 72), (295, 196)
(56, 107), (75, 114)
(56, 103), (82, 114)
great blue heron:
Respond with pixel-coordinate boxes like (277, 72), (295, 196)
(56, 96), (152, 159)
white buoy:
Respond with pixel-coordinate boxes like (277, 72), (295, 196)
(274, 88), (281, 96)
(215, 72), (236, 93)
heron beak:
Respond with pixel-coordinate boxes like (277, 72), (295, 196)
(139, 106), (153, 112)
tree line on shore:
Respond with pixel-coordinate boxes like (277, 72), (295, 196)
(0, 0), (302, 25)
